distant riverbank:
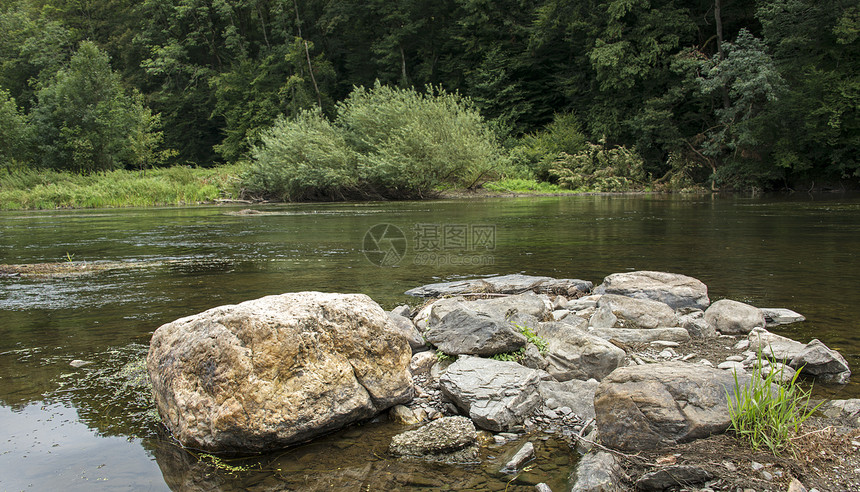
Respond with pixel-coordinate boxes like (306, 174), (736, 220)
(0, 166), (663, 211)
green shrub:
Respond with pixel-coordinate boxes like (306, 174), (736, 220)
(727, 352), (822, 456)
(243, 83), (506, 200)
(549, 141), (649, 192)
(245, 110), (359, 201)
(510, 112), (588, 180)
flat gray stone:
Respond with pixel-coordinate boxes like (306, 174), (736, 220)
(761, 307), (806, 326)
(500, 441), (535, 474)
(594, 271), (709, 310)
(748, 328), (807, 361)
(405, 275), (591, 297)
(440, 356), (542, 432)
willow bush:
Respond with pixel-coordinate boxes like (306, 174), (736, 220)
(243, 83), (506, 200)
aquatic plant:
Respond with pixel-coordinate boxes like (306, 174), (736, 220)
(726, 351), (822, 456)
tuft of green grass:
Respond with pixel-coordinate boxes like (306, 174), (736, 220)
(0, 164), (247, 210)
(482, 178), (573, 194)
(726, 351), (822, 456)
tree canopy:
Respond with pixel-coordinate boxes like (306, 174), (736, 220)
(0, 0), (856, 189)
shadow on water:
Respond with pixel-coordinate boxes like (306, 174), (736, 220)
(1, 193), (860, 490)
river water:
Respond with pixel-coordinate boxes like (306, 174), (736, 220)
(1, 194), (858, 490)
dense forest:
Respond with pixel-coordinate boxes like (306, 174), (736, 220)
(1, 0), (858, 199)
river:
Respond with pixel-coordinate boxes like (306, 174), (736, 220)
(1, 194), (858, 490)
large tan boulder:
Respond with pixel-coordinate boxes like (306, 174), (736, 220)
(147, 292), (414, 453)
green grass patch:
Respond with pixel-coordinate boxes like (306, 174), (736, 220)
(481, 178), (574, 194)
(0, 164), (247, 210)
(727, 352), (822, 456)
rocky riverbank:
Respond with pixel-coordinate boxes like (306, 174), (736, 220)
(146, 271), (859, 491)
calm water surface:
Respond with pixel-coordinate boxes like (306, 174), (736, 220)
(1, 194), (858, 490)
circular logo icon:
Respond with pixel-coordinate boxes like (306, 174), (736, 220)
(362, 223), (407, 266)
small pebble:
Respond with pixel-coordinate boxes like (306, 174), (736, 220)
(733, 340), (750, 350)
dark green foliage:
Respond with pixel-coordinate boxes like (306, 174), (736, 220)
(29, 41), (162, 172)
(0, 89), (28, 166)
(550, 141), (648, 192)
(244, 84), (506, 200)
(0, 0), (856, 191)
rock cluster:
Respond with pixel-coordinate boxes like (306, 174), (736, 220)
(145, 271), (854, 491)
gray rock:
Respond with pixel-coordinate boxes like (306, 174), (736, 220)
(761, 362), (797, 384)
(676, 308), (718, 339)
(425, 308), (527, 356)
(594, 294), (677, 329)
(819, 399), (860, 427)
(534, 322), (626, 381)
(388, 312), (427, 352)
(552, 309), (570, 321)
(538, 278), (594, 297)
(588, 305), (618, 329)
(635, 465), (714, 491)
(568, 295), (601, 311)
(790, 339), (851, 384)
(538, 379), (599, 421)
(761, 307), (806, 326)
(704, 299), (766, 335)
(440, 356), (542, 432)
(391, 304), (413, 318)
(589, 327), (691, 344)
(535, 484), (553, 492)
(593, 271), (710, 310)
(747, 328), (807, 361)
(405, 274), (550, 297)
(70, 359), (92, 368)
(426, 293), (551, 327)
(147, 292), (414, 453)
(570, 451), (621, 492)
(520, 343), (549, 370)
(501, 441), (535, 474)
(593, 362), (755, 451)
(717, 361), (746, 372)
(388, 416), (478, 463)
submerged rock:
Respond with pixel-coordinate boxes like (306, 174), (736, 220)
(147, 292), (414, 453)
(761, 307), (806, 326)
(388, 416), (478, 463)
(500, 441), (535, 474)
(440, 356), (541, 432)
(594, 271), (710, 310)
(593, 362), (754, 452)
(705, 299), (766, 335)
(570, 451), (621, 492)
